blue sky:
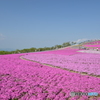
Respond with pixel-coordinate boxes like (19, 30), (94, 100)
(0, 0), (100, 51)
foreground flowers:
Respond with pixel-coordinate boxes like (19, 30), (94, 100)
(0, 48), (100, 100)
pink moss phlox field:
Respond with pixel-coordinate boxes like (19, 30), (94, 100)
(84, 40), (100, 50)
(84, 45), (100, 48)
(23, 53), (100, 75)
(0, 48), (100, 100)
(28, 47), (81, 56)
(85, 41), (100, 45)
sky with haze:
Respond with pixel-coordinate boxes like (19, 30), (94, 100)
(0, 0), (100, 51)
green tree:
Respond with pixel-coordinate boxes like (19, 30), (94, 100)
(62, 42), (71, 47)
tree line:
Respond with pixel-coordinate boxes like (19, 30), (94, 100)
(0, 42), (76, 55)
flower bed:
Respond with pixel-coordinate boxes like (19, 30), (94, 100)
(84, 45), (100, 48)
(0, 50), (100, 99)
(23, 53), (100, 76)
